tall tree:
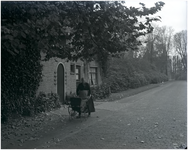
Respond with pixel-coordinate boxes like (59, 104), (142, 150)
(2, 1), (165, 61)
(154, 26), (174, 75)
(173, 30), (187, 72)
(1, 1), (166, 117)
(142, 25), (173, 75)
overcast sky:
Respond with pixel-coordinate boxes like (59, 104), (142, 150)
(125, 0), (187, 33)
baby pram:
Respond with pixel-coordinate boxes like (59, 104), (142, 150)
(68, 90), (95, 120)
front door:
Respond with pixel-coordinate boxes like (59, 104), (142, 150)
(57, 63), (64, 104)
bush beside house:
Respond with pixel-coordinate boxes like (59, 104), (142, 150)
(91, 57), (169, 99)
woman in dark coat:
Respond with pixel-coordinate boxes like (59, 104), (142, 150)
(76, 78), (91, 96)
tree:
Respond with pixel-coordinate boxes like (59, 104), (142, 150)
(173, 30), (187, 72)
(2, 1), (165, 61)
(144, 31), (157, 64)
(142, 25), (174, 76)
(154, 26), (174, 75)
(172, 30), (187, 80)
(1, 1), (165, 117)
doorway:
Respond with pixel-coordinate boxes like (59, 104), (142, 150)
(57, 63), (65, 104)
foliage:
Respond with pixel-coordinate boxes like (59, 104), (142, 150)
(174, 71), (187, 80)
(140, 25), (174, 75)
(173, 30), (187, 73)
(1, 1), (165, 76)
(1, 1), (165, 62)
(1, 2), (44, 120)
(35, 92), (61, 114)
(91, 83), (111, 100)
(1, 1), (165, 119)
(1, 46), (42, 120)
(65, 92), (77, 104)
(88, 57), (168, 100)
(103, 57), (168, 93)
(1, 92), (61, 123)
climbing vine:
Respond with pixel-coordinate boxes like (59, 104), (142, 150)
(1, 37), (43, 120)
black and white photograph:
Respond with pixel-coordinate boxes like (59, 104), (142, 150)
(1, 0), (187, 149)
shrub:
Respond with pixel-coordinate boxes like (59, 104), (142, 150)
(21, 96), (35, 116)
(91, 83), (111, 100)
(35, 92), (61, 114)
(1, 92), (61, 123)
(1, 39), (43, 121)
(85, 58), (169, 101)
(128, 77), (141, 88)
(139, 74), (149, 86)
(105, 57), (168, 93)
(175, 71), (187, 80)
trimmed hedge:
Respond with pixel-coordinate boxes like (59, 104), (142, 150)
(92, 57), (169, 99)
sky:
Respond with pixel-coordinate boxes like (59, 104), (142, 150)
(125, 0), (187, 33)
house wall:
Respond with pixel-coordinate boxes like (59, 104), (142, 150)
(37, 57), (71, 95)
(37, 55), (102, 101)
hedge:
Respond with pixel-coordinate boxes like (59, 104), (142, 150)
(92, 57), (169, 99)
(1, 92), (61, 123)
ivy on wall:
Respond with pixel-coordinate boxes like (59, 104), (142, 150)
(1, 38), (43, 120)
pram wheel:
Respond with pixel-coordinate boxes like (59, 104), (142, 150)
(81, 104), (91, 117)
(68, 106), (76, 120)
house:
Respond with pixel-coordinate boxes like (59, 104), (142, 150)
(37, 53), (102, 104)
